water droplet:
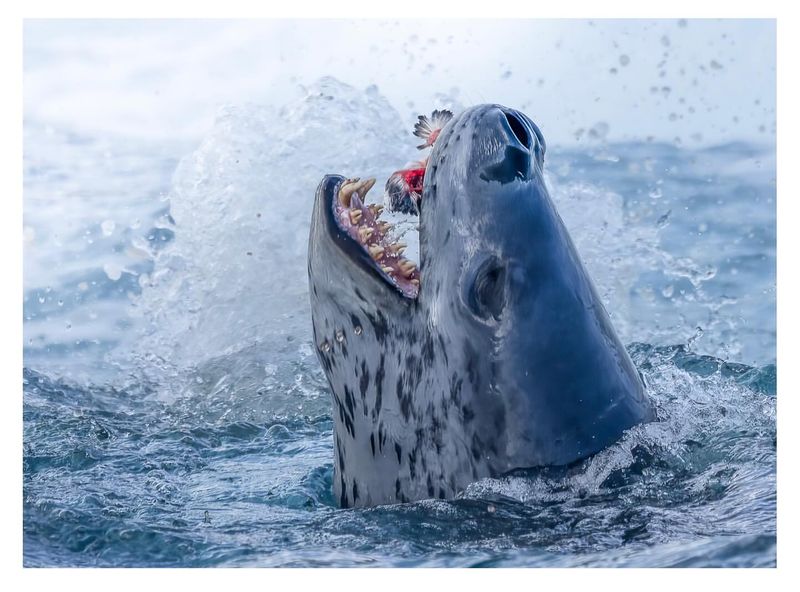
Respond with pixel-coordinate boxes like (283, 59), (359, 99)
(101, 220), (116, 236)
(335, 330), (345, 343)
(103, 263), (123, 281)
(619, 54), (630, 67)
(354, 326), (362, 335)
(320, 340), (331, 353)
(649, 187), (663, 199)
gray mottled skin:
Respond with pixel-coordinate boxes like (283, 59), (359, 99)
(308, 105), (655, 508)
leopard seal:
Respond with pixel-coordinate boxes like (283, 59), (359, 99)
(307, 104), (655, 508)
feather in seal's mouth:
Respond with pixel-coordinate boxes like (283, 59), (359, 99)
(334, 177), (420, 299)
(330, 109), (454, 300)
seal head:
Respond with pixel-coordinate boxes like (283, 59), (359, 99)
(308, 104), (654, 507)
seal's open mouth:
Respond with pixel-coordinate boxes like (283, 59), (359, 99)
(332, 177), (420, 298)
(328, 110), (454, 299)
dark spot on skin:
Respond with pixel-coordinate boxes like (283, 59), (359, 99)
(438, 334), (449, 365)
(370, 433), (375, 456)
(359, 360), (370, 412)
(408, 453), (416, 479)
(396, 375), (412, 421)
(462, 405), (474, 423)
(354, 287), (367, 303)
(407, 353), (423, 384)
(395, 442), (402, 463)
(471, 436), (483, 461)
(318, 349), (333, 374)
(338, 392), (355, 438)
(427, 474), (434, 497)
(352, 481), (359, 503)
(340, 476), (347, 508)
(438, 488), (446, 499)
(373, 355), (385, 419)
(464, 341), (479, 388)
(343, 386), (355, 421)
(336, 438), (345, 473)
(378, 423), (386, 451)
(422, 334), (435, 366)
(450, 375), (463, 405)
(365, 310), (389, 344)
(395, 478), (401, 500)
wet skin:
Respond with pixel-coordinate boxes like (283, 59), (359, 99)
(307, 104), (655, 508)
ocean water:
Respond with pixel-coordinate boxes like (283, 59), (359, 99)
(23, 76), (776, 567)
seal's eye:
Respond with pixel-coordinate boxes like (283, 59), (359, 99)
(465, 256), (507, 322)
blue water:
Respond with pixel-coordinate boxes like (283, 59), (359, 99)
(23, 79), (776, 567)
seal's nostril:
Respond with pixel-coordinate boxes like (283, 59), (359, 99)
(504, 111), (530, 149)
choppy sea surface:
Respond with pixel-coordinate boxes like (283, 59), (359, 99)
(23, 79), (776, 567)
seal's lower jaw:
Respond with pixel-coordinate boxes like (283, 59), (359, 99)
(332, 177), (420, 299)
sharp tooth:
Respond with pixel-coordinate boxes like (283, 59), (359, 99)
(339, 177), (372, 207)
(378, 222), (392, 233)
(369, 204), (384, 216)
(368, 245), (385, 259)
(360, 178), (376, 197)
(399, 261), (417, 277)
(393, 242), (407, 254)
(349, 210), (363, 224)
(339, 184), (355, 207)
(410, 279), (420, 286)
(358, 227), (374, 242)
(381, 265), (393, 274)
